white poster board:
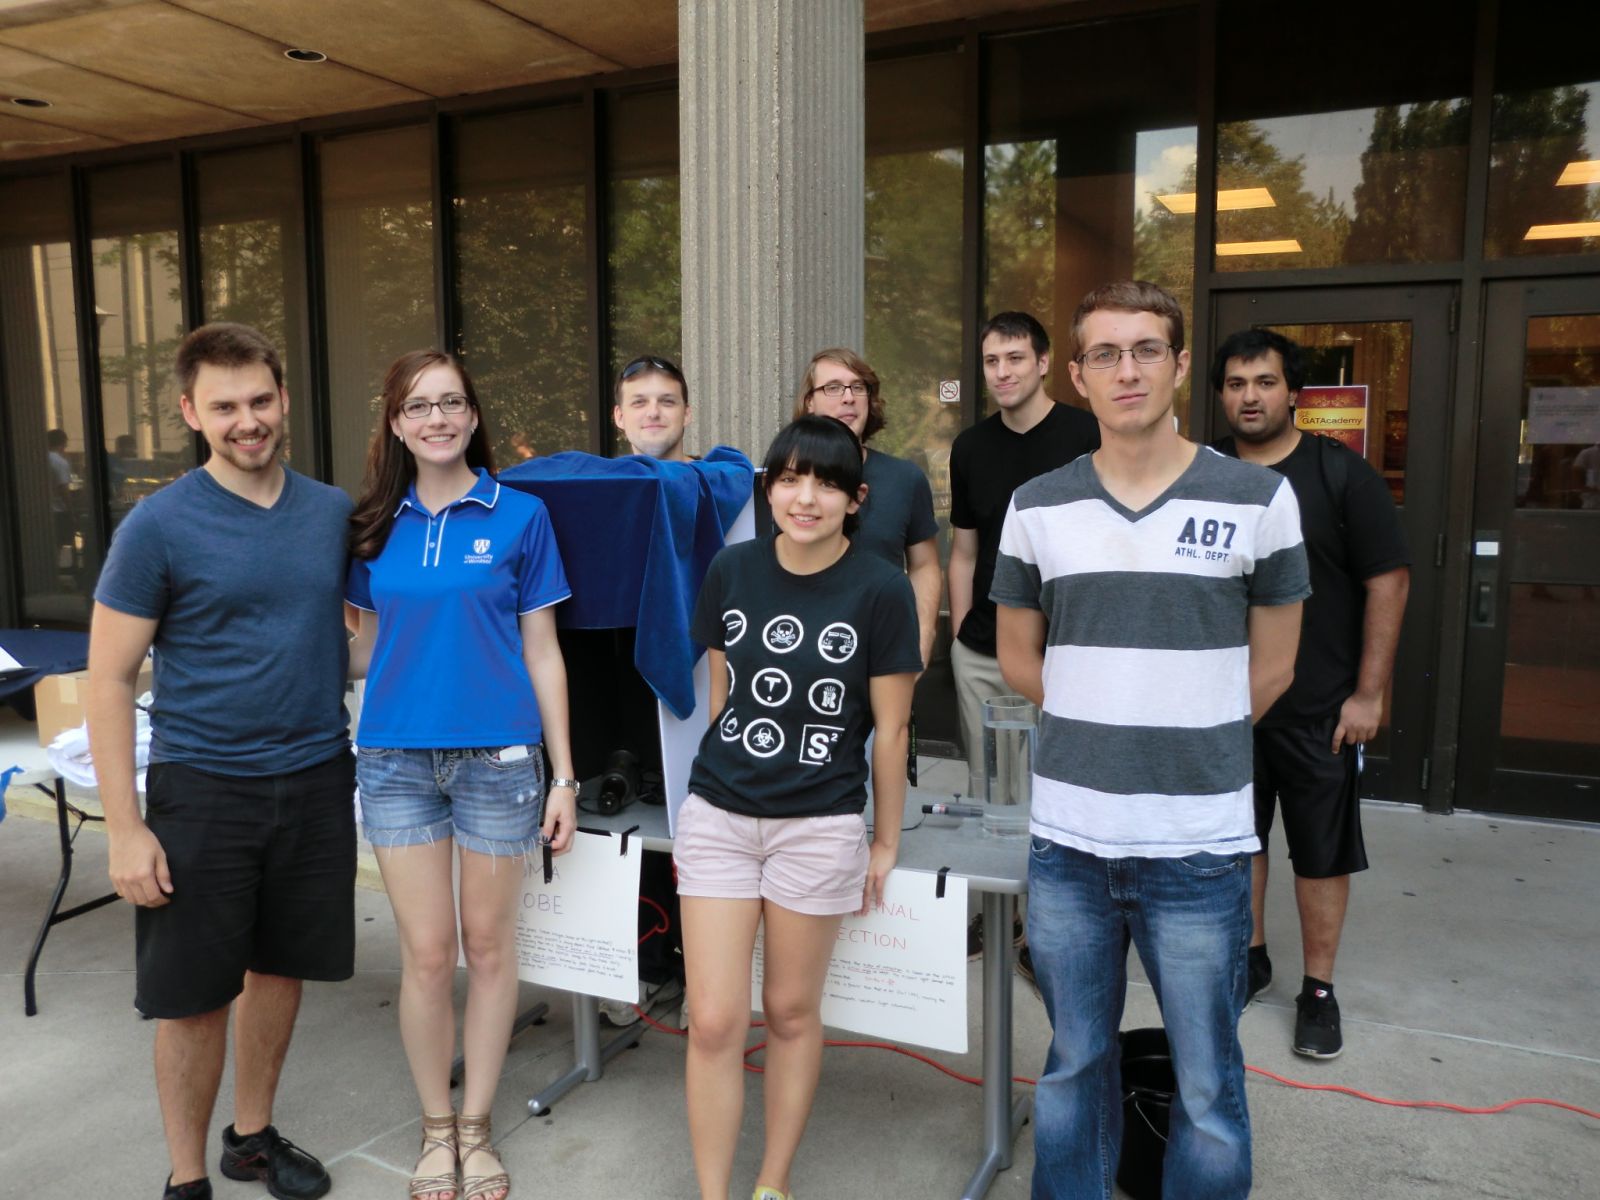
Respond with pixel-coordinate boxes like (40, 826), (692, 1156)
(751, 868), (969, 1053)
(1527, 387), (1600, 444)
(513, 830), (642, 1004)
(660, 494), (758, 835)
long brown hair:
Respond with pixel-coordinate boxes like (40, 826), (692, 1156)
(792, 347), (885, 443)
(348, 350), (496, 560)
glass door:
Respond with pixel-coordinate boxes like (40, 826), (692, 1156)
(1212, 286), (1456, 805)
(1459, 278), (1600, 819)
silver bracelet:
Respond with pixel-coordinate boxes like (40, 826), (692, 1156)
(549, 777), (580, 791)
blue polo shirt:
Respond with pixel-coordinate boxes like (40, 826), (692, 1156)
(348, 468), (570, 749)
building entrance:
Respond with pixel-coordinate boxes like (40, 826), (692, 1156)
(1459, 277), (1600, 820)
(1212, 286), (1457, 806)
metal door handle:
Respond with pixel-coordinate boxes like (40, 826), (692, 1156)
(1473, 580), (1495, 626)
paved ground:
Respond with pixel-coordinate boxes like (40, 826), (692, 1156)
(3, 759), (1597, 1198)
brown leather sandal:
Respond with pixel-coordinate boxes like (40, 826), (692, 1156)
(410, 1112), (459, 1200)
(455, 1113), (509, 1200)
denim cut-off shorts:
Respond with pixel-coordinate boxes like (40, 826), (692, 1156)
(355, 745), (545, 858)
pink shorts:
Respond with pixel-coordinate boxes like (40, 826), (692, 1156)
(674, 793), (869, 916)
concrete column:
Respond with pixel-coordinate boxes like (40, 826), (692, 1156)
(679, 0), (864, 460)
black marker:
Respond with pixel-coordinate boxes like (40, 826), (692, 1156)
(922, 802), (985, 817)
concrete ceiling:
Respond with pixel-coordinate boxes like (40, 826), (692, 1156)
(0, 0), (1067, 163)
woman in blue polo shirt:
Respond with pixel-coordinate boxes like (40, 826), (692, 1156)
(347, 349), (576, 1200)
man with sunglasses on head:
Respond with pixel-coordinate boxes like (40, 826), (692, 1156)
(615, 353), (693, 461)
(86, 322), (355, 1200)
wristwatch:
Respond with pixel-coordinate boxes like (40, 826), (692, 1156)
(549, 777), (580, 791)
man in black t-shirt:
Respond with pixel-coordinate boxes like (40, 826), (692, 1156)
(1214, 328), (1410, 1060)
(947, 312), (1099, 798)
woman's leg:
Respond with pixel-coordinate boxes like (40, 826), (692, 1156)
(754, 900), (846, 1196)
(681, 895), (764, 1200)
(373, 840), (460, 1200)
(455, 847), (526, 1200)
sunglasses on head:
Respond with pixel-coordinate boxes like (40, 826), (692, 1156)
(619, 355), (684, 383)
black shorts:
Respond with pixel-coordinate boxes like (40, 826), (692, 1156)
(136, 750), (357, 1019)
(1253, 716), (1368, 879)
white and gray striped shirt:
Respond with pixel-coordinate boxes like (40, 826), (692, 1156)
(992, 447), (1310, 859)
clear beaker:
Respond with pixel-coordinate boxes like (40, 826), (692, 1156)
(981, 694), (1036, 838)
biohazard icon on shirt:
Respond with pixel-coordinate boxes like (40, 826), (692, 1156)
(808, 678), (845, 716)
(752, 667), (792, 707)
(763, 615), (804, 653)
(744, 717), (784, 757)
(817, 622), (858, 663)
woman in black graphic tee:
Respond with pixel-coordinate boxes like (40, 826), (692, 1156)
(675, 416), (921, 1200)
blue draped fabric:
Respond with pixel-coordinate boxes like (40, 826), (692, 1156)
(497, 447), (755, 719)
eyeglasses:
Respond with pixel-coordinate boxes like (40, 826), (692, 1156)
(1077, 342), (1173, 370)
(809, 381), (870, 399)
(399, 393), (471, 420)
(619, 355), (683, 382)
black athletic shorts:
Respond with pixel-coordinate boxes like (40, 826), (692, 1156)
(1252, 716), (1368, 879)
(135, 750), (357, 1019)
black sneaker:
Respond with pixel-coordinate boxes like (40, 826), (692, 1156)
(219, 1125), (331, 1200)
(163, 1177), (213, 1200)
(1245, 945), (1272, 1007)
(1015, 944), (1040, 996)
(1293, 984), (1344, 1059)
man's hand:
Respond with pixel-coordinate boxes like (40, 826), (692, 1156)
(108, 822), (173, 907)
(1333, 691), (1382, 752)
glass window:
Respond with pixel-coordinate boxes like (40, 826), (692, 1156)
(319, 124), (437, 495)
(865, 50), (964, 522)
(454, 103), (591, 462)
(1515, 314), (1600, 510)
(1485, 2), (1600, 258)
(0, 174), (92, 624)
(195, 142), (309, 467)
(606, 86), (681, 409)
(983, 9), (1198, 422)
(87, 159), (189, 539)
(1213, 0), (1472, 272)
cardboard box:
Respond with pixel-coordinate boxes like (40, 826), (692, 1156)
(34, 662), (153, 747)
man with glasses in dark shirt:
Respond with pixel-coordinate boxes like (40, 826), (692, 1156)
(1213, 328), (1410, 1059)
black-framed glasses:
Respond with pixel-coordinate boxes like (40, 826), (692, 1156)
(619, 354), (684, 383)
(1077, 341), (1173, 370)
(399, 393), (471, 420)
(809, 380), (870, 399)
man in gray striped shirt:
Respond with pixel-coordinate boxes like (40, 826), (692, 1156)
(994, 281), (1308, 1199)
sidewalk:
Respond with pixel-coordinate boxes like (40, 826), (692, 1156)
(3, 766), (1596, 1198)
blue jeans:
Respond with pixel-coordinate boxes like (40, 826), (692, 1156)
(1026, 838), (1252, 1200)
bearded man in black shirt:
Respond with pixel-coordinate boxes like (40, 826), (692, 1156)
(1213, 328), (1410, 1060)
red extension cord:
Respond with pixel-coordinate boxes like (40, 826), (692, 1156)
(627, 898), (1598, 1122)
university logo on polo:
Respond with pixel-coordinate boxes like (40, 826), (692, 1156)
(1173, 514), (1237, 563)
(463, 537), (494, 565)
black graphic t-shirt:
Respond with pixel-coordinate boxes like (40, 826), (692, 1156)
(687, 535), (922, 818)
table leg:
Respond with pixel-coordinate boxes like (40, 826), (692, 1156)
(24, 780), (74, 1017)
(960, 890), (1032, 1200)
(526, 993), (645, 1115)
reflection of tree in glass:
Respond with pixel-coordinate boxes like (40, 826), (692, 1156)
(608, 175), (682, 384)
(1348, 102), (1471, 264)
(1206, 121), (1350, 270)
(455, 183), (591, 462)
(865, 150), (962, 475)
(96, 233), (187, 451)
(1487, 86), (1597, 258)
(983, 141), (1056, 330)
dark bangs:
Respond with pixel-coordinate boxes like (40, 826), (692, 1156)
(762, 415), (864, 496)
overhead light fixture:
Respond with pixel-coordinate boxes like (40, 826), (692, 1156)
(283, 48), (327, 63)
(1555, 160), (1600, 187)
(1524, 222), (1600, 240)
(1156, 187), (1276, 215)
(1216, 239), (1303, 256)
(9, 96), (53, 108)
